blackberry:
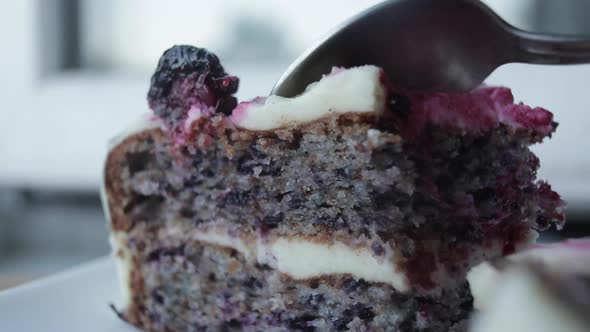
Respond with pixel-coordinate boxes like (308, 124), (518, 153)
(147, 45), (239, 130)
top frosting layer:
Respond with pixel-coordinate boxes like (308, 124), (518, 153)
(146, 45), (557, 143)
(230, 66), (387, 131)
(391, 85), (556, 141)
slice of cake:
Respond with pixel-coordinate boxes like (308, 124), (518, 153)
(470, 239), (590, 332)
(469, 238), (590, 310)
(102, 45), (565, 331)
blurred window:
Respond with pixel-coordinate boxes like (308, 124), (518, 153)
(1, 0), (590, 215)
(71, 0), (386, 73)
(45, 0), (568, 75)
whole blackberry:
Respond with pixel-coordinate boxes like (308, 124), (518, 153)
(147, 45), (239, 130)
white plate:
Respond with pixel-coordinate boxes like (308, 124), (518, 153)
(0, 257), (138, 332)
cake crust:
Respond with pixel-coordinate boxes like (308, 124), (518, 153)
(105, 128), (168, 232)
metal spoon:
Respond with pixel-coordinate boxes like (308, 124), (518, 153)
(271, 0), (590, 97)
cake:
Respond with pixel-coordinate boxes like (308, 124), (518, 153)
(102, 45), (565, 331)
(470, 238), (590, 332)
(468, 238), (590, 311)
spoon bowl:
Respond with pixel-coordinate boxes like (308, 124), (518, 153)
(272, 0), (590, 97)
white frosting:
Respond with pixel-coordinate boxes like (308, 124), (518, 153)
(468, 235), (590, 310)
(470, 267), (588, 332)
(230, 66), (386, 130)
(190, 227), (409, 291)
(109, 232), (133, 308)
(467, 262), (499, 310)
(184, 105), (204, 133)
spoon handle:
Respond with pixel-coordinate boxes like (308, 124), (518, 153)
(512, 30), (590, 64)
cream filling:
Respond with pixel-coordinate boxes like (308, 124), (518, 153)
(270, 238), (408, 290)
(108, 227), (409, 309)
(230, 65), (386, 131)
(193, 227), (409, 291)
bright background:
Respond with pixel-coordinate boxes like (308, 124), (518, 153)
(0, 0), (589, 288)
